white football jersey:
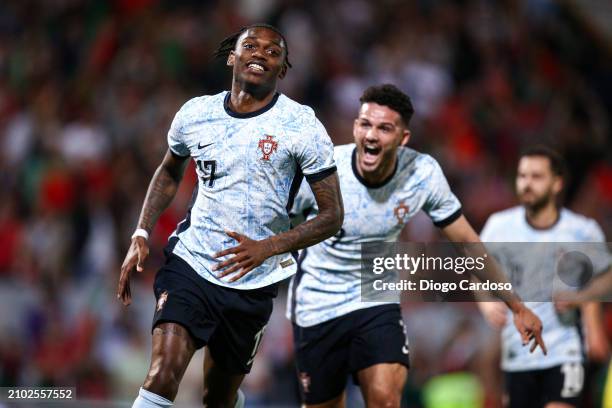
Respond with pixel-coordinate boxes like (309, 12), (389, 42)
(166, 91), (336, 289)
(287, 144), (462, 327)
(481, 206), (611, 371)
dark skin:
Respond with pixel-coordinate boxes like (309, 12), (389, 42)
(213, 174), (343, 281)
(117, 27), (343, 406)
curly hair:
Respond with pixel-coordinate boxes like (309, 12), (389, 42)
(359, 84), (414, 126)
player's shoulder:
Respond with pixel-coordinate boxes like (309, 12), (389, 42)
(277, 93), (319, 121)
(486, 206), (525, 227)
(560, 208), (604, 235)
(176, 92), (224, 115)
(560, 207), (596, 225)
(330, 143), (358, 169)
(333, 143), (355, 157)
(277, 93), (314, 113)
(396, 147), (441, 174)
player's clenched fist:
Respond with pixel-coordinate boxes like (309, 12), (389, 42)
(117, 236), (149, 306)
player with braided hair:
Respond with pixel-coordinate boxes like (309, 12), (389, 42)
(213, 23), (292, 72)
(120, 24), (343, 408)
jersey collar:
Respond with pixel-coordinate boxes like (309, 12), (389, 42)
(351, 147), (398, 189)
(524, 208), (562, 231)
(223, 92), (280, 118)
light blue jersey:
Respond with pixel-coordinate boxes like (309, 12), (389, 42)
(166, 91), (336, 290)
(481, 206), (611, 371)
(287, 144), (462, 327)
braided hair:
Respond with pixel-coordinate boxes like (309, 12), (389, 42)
(213, 23), (292, 71)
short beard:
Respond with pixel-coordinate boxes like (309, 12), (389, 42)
(522, 191), (553, 213)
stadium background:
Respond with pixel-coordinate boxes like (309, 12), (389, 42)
(0, 0), (611, 406)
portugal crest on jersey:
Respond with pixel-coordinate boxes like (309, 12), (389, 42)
(258, 135), (278, 161)
(394, 200), (410, 225)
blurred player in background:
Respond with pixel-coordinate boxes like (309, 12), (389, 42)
(479, 146), (612, 408)
(288, 84), (545, 408)
(116, 24), (343, 408)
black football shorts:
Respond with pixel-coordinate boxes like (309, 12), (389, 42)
(505, 362), (584, 407)
(152, 254), (278, 374)
(293, 304), (410, 404)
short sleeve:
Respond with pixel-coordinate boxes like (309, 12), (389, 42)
(167, 100), (194, 158)
(584, 220), (611, 275)
(421, 157), (462, 227)
(480, 216), (497, 241)
(586, 220), (606, 243)
(293, 111), (336, 182)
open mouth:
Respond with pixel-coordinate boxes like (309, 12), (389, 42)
(362, 144), (381, 164)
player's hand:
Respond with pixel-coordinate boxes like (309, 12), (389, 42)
(477, 301), (508, 329)
(512, 304), (547, 355)
(117, 236), (149, 306)
(213, 231), (274, 282)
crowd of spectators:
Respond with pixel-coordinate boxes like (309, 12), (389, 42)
(0, 0), (610, 406)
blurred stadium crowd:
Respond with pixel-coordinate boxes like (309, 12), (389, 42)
(0, 0), (611, 406)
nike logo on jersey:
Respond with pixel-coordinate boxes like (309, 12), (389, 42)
(198, 142), (214, 149)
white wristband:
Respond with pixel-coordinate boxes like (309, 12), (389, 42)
(131, 228), (149, 241)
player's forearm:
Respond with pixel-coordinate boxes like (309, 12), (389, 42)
(468, 246), (524, 312)
(575, 268), (612, 302)
(442, 218), (523, 311)
(267, 173), (344, 255)
(136, 163), (183, 233)
(471, 255), (518, 306)
(268, 207), (343, 255)
(582, 302), (603, 331)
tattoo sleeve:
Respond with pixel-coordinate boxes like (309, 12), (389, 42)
(137, 149), (189, 233)
(267, 172), (344, 255)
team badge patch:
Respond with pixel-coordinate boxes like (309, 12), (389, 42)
(156, 291), (168, 312)
(299, 372), (311, 393)
(394, 200), (410, 225)
(258, 135), (278, 160)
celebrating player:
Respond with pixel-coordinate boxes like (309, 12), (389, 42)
(479, 146), (612, 408)
(288, 84), (545, 408)
(117, 24), (343, 408)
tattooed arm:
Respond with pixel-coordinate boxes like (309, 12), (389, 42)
(117, 149), (190, 305)
(136, 150), (190, 233)
(269, 172), (344, 253)
(214, 172), (344, 281)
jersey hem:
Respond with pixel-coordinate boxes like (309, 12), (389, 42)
(502, 356), (583, 372)
(289, 300), (398, 327)
(172, 243), (296, 290)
